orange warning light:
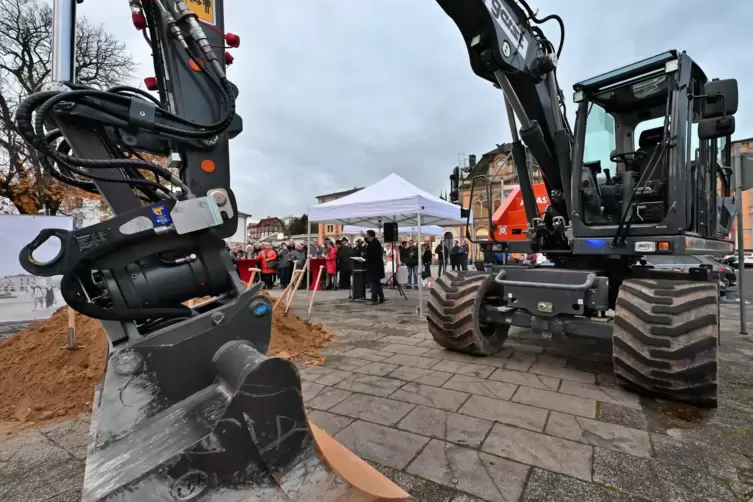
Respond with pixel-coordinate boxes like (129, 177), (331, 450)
(189, 58), (205, 72)
(200, 160), (216, 173)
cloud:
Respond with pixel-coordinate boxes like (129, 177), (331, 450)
(76, 0), (753, 218)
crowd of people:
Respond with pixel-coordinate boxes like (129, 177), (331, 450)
(227, 235), (474, 303)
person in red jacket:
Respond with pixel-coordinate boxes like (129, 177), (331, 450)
(259, 243), (278, 289)
(325, 240), (337, 290)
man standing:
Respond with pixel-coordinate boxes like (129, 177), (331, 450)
(365, 230), (385, 304)
(460, 239), (470, 271)
(405, 240), (418, 289)
(435, 241), (448, 277)
(337, 238), (353, 290)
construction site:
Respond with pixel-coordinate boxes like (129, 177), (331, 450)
(1, 0), (753, 501)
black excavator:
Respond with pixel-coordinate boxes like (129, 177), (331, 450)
(12, 0), (739, 500)
(14, 0), (414, 500)
(428, 0), (739, 408)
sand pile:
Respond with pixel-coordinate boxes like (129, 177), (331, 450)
(0, 298), (334, 430)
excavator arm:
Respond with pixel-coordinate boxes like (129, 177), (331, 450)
(14, 1), (412, 500)
(437, 0), (574, 246)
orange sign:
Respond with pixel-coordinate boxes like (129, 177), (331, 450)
(186, 0), (215, 26)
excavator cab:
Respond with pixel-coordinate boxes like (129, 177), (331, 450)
(570, 50), (739, 253)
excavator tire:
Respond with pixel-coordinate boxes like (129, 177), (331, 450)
(613, 279), (719, 408)
(426, 270), (509, 356)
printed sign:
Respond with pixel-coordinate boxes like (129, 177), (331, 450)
(186, 0), (216, 26)
(149, 204), (172, 227)
(485, 0), (530, 58)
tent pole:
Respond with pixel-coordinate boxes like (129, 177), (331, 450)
(418, 213), (422, 318)
(307, 219), (311, 298)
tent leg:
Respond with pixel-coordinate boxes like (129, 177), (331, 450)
(418, 213), (422, 318)
(307, 220), (311, 299)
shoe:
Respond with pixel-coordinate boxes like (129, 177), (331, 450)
(406, 285), (411, 289)
(371, 301), (379, 305)
(379, 298), (386, 304)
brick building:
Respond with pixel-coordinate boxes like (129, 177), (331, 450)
(248, 217), (286, 240)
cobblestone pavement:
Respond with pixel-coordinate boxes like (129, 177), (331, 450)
(2, 287), (753, 501)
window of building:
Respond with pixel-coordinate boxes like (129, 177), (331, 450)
(326, 224), (334, 233)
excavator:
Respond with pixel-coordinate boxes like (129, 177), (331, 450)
(428, 1), (740, 409)
(11, 0), (739, 500)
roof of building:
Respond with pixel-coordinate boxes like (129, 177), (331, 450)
(466, 144), (512, 179)
(315, 187), (363, 200)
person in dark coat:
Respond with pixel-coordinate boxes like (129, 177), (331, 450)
(450, 241), (461, 271)
(404, 240), (419, 289)
(435, 241), (448, 277)
(422, 243), (432, 280)
(364, 230), (385, 304)
(460, 239), (470, 271)
(337, 239), (353, 290)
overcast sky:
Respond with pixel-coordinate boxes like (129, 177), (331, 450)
(77, 0), (753, 219)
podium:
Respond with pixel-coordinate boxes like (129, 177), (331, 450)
(351, 257), (367, 301)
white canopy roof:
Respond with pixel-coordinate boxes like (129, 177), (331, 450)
(309, 173), (465, 227)
(343, 224), (445, 237)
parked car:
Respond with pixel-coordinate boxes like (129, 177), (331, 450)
(722, 252), (753, 269)
(643, 255), (731, 296)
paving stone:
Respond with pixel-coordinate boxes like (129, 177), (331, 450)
(308, 410), (354, 436)
(488, 368), (560, 391)
(506, 341), (544, 354)
(651, 434), (738, 481)
(598, 402), (648, 431)
(0, 437), (72, 483)
(397, 406), (493, 449)
(301, 380), (325, 403)
(383, 353), (440, 369)
(430, 360), (494, 378)
(351, 361), (400, 377)
(513, 386), (596, 418)
(367, 461), (457, 502)
(536, 354), (568, 367)
(442, 374), (517, 400)
(482, 423), (593, 481)
(390, 383), (470, 412)
(423, 348), (477, 363)
(315, 369), (354, 386)
(334, 420), (428, 469)
(528, 362), (596, 384)
(416, 339), (439, 348)
(339, 348), (392, 362)
(459, 395), (548, 432)
(593, 448), (663, 500)
(333, 357), (374, 372)
(0, 476), (60, 502)
(406, 439), (529, 502)
(299, 366), (336, 382)
(0, 431), (46, 463)
(334, 374), (405, 397)
(379, 335), (423, 346)
(545, 411), (652, 458)
(329, 393), (414, 425)
(558, 380), (642, 410)
(46, 489), (83, 502)
(41, 460), (85, 494)
(308, 387), (353, 411)
(449, 494), (488, 502)
(380, 343), (433, 356)
(521, 467), (643, 502)
(483, 352), (536, 371)
(388, 366), (454, 387)
(653, 458), (737, 502)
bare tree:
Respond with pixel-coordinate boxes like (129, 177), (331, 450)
(0, 0), (135, 215)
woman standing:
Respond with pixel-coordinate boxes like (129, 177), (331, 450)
(277, 243), (292, 288)
(422, 243), (432, 281)
(259, 243), (278, 289)
(325, 241), (337, 290)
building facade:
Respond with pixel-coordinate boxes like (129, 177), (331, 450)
(248, 217), (286, 240)
(314, 187), (363, 243)
(445, 145), (542, 258)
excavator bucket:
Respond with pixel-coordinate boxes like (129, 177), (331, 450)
(491, 183), (550, 241)
(81, 284), (411, 501)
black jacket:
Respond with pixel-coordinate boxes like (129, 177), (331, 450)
(405, 246), (419, 267)
(435, 243), (447, 263)
(365, 238), (385, 280)
(337, 245), (354, 272)
(422, 248), (432, 266)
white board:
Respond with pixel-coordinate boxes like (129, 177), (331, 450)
(0, 215), (73, 323)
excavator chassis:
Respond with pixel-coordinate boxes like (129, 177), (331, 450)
(82, 282), (411, 501)
(426, 266), (720, 408)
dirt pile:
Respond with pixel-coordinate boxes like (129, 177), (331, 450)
(0, 298), (334, 430)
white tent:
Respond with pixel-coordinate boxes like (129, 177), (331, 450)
(307, 173), (466, 316)
(343, 224), (445, 237)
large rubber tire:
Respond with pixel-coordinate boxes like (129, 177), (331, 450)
(613, 279), (719, 407)
(426, 270), (509, 356)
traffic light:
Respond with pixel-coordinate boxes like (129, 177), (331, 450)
(449, 166), (460, 203)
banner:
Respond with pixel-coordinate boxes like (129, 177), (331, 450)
(0, 215), (73, 323)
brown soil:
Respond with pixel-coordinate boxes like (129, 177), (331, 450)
(0, 296), (334, 433)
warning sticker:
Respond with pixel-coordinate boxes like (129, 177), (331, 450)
(149, 204), (173, 227)
(186, 0), (216, 26)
